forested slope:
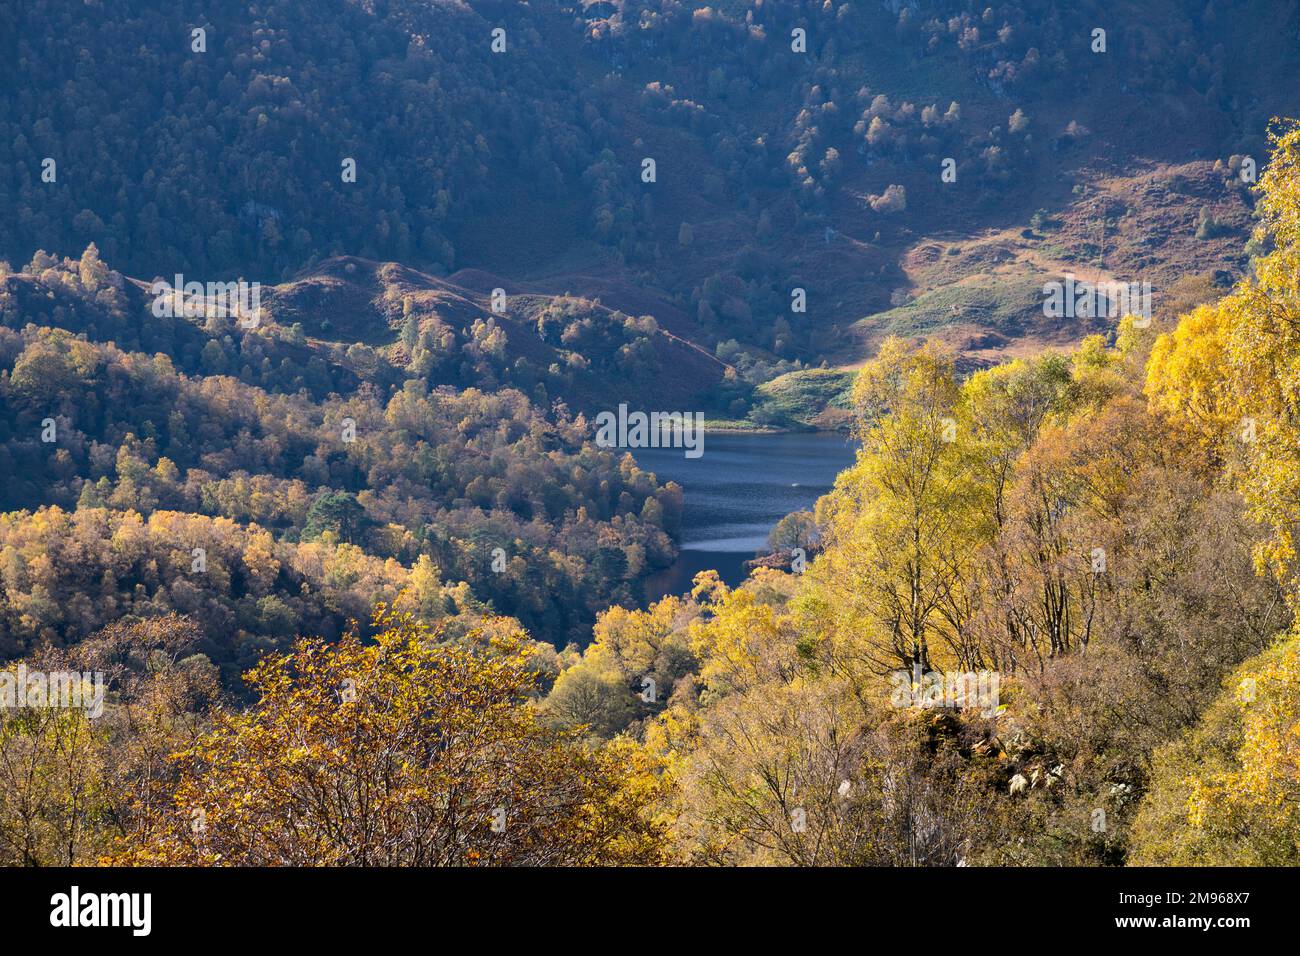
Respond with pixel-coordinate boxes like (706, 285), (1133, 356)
(0, 249), (682, 665)
(3, 0), (1295, 386)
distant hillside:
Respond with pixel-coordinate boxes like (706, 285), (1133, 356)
(264, 256), (729, 412)
(3, 0), (1296, 381)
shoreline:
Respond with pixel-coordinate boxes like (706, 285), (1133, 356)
(700, 421), (853, 436)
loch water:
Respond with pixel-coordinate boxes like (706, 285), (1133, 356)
(634, 430), (859, 604)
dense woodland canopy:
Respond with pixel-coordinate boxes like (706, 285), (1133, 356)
(2, 0), (1300, 868)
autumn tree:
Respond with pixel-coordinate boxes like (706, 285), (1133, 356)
(1130, 634), (1300, 865)
(544, 594), (697, 739)
(114, 608), (668, 865)
(0, 614), (215, 866)
(798, 338), (991, 679)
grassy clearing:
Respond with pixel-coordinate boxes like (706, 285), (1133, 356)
(746, 367), (856, 430)
(852, 273), (1046, 339)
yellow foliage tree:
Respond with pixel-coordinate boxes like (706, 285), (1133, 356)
(1148, 121), (1300, 592)
(112, 607), (667, 865)
(797, 337), (991, 679)
(1131, 633), (1300, 865)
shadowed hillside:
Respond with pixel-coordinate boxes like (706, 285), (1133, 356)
(3, 0), (1296, 389)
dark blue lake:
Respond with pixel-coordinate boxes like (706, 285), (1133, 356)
(633, 431), (859, 603)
